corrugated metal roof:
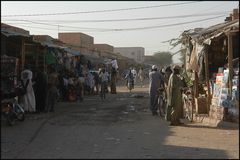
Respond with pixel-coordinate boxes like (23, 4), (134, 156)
(40, 41), (66, 49)
(1, 29), (30, 37)
(183, 19), (239, 42)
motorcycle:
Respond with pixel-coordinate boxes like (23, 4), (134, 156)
(1, 55), (25, 126)
(1, 89), (25, 126)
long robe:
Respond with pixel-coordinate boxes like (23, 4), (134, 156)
(149, 70), (164, 112)
(34, 71), (47, 112)
(166, 73), (183, 123)
(21, 69), (36, 112)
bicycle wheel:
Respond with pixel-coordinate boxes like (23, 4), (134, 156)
(6, 112), (15, 126)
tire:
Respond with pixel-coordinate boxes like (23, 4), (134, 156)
(17, 113), (25, 121)
(6, 112), (15, 126)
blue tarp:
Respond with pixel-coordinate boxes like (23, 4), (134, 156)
(63, 48), (81, 56)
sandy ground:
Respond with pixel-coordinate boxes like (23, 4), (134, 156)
(1, 80), (239, 159)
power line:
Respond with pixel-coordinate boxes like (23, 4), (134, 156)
(2, 11), (230, 23)
(111, 15), (225, 31)
(2, 1), (201, 17)
(4, 20), (113, 31)
(4, 15), (225, 32)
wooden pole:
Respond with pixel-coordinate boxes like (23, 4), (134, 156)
(194, 71), (199, 98)
(227, 33), (233, 96)
(204, 49), (211, 113)
(21, 38), (25, 70)
(43, 47), (47, 73)
(36, 45), (39, 69)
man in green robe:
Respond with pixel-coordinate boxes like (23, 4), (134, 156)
(166, 65), (184, 125)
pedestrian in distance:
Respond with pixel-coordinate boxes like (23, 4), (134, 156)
(131, 67), (137, 86)
(138, 67), (145, 87)
(110, 59), (118, 94)
(99, 68), (110, 100)
(46, 66), (59, 112)
(125, 68), (134, 91)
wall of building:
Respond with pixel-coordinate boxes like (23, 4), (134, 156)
(114, 47), (145, 62)
(94, 44), (114, 53)
(58, 32), (96, 56)
(58, 32), (94, 48)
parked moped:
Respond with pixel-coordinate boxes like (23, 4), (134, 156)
(1, 93), (25, 126)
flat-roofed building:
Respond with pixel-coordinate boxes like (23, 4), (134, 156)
(114, 47), (145, 62)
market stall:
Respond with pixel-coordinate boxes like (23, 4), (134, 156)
(179, 13), (239, 122)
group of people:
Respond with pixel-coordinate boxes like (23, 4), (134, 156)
(19, 60), (187, 126)
(19, 65), (59, 114)
(149, 64), (187, 126)
(19, 58), (119, 114)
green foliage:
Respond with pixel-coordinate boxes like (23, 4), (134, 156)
(152, 51), (173, 66)
(182, 70), (193, 87)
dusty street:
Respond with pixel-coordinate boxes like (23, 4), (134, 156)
(1, 81), (239, 159)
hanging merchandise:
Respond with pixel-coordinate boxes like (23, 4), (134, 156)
(213, 83), (221, 98)
(1, 55), (18, 95)
(45, 48), (57, 65)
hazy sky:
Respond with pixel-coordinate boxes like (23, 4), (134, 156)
(1, 1), (238, 63)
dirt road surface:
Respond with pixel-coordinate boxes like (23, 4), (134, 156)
(1, 81), (239, 159)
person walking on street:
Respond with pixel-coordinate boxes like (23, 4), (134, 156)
(33, 69), (47, 113)
(138, 67), (145, 87)
(166, 65), (184, 125)
(99, 68), (109, 99)
(131, 67), (137, 86)
(46, 66), (59, 112)
(20, 65), (36, 113)
(149, 65), (164, 116)
(110, 59), (118, 94)
(125, 68), (134, 91)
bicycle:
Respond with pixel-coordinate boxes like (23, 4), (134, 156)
(1, 94), (25, 126)
(152, 87), (166, 117)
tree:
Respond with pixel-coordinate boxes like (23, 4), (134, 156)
(151, 51), (173, 66)
(163, 35), (186, 64)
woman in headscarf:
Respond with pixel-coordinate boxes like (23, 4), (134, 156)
(166, 65), (184, 125)
(20, 65), (36, 113)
